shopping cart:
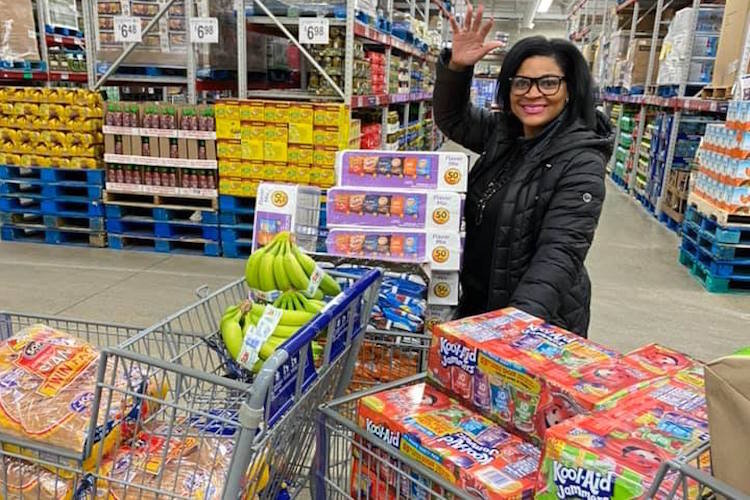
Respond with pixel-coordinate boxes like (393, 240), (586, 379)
(314, 374), (470, 500)
(0, 267), (380, 499)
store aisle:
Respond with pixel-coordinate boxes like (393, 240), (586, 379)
(0, 178), (747, 360)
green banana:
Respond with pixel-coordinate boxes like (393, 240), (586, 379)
(308, 299), (326, 312)
(258, 239), (280, 291)
(284, 244), (311, 290)
(298, 294), (321, 314)
(310, 289), (324, 300)
(272, 238), (292, 291)
(259, 335), (288, 360)
(244, 245), (266, 289)
(291, 245), (342, 296)
(220, 305), (244, 360)
(248, 303), (313, 327)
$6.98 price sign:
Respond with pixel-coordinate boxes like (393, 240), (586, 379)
(189, 17), (219, 44)
(298, 18), (329, 44)
(114, 16), (142, 43)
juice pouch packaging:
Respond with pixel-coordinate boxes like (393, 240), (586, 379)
(535, 371), (709, 500)
(429, 308), (661, 444)
(354, 383), (540, 500)
(623, 343), (695, 377)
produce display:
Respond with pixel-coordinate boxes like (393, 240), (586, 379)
(0, 87), (104, 169)
(353, 382), (541, 499)
(218, 231), (341, 373)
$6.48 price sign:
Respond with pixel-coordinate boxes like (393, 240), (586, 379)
(114, 16), (142, 43)
(189, 17), (219, 44)
(298, 18), (329, 45)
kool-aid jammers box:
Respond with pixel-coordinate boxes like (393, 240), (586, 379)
(428, 308), (661, 444)
(353, 383), (540, 500)
(623, 343), (696, 377)
(336, 150), (468, 192)
(536, 368), (709, 499)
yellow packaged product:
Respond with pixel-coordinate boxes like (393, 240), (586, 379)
(219, 177), (234, 194)
(292, 165), (311, 184)
(313, 146), (337, 167)
(264, 102), (290, 123)
(0, 324), (165, 475)
(264, 141), (288, 162)
(288, 103), (313, 124)
(218, 160), (241, 178)
(313, 126), (347, 148)
(3, 153), (20, 166)
(240, 100), (264, 122)
(313, 103), (348, 128)
(0, 457), (75, 500)
(240, 122), (264, 161)
(217, 141), (242, 160)
(288, 122), (313, 144)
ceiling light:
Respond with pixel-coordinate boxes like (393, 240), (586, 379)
(537, 0), (554, 13)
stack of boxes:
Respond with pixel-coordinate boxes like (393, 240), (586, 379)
(326, 149), (468, 320)
(352, 307), (709, 499)
(365, 51), (386, 95)
(216, 100), (351, 198)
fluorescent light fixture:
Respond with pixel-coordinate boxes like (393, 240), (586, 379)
(537, 0), (554, 13)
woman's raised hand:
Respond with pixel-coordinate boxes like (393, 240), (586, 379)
(433, 1), (504, 70)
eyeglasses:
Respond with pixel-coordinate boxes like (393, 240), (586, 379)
(509, 75), (566, 96)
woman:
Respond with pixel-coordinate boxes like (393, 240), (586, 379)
(434, 3), (614, 336)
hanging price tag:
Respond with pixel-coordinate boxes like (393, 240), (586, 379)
(189, 17), (219, 43)
(298, 18), (329, 45)
(114, 16), (142, 43)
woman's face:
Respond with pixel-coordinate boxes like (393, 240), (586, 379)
(509, 56), (568, 137)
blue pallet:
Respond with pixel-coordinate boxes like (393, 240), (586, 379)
(683, 220), (750, 261)
(108, 234), (221, 257)
(0, 60), (46, 71)
(45, 24), (84, 38)
(219, 195), (255, 214)
(683, 206), (750, 245)
(1, 225), (106, 247)
(659, 211), (682, 233)
(44, 214), (105, 232)
(221, 238), (253, 259)
(628, 86), (645, 95)
(41, 199), (104, 217)
(0, 197), (43, 214)
(106, 217), (219, 241)
(218, 210), (254, 226)
(636, 193), (655, 215)
(0, 166), (105, 185)
(104, 204), (218, 225)
(41, 184), (103, 201)
(681, 234), (750, 278)
(610, 172), (628, 190)
(0, 183), (43, 197)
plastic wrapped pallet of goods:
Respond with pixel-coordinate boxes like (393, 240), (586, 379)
(0, 0), (40, 62)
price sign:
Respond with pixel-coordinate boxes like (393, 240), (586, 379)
(189, 17), (219, 43)
(114, 16), (142, 43)
(298, 18), (329, 45)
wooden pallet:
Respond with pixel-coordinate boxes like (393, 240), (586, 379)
(700, 85), (732, 100)
(103, 190), (218, 211)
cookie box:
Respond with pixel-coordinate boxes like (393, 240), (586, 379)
(252, 182), (321, 252)
(336, 150), (468, 192)
(428, 308), (663, 444)
(354, 382), (540, 500)
(536, 369), (709, 499)
(327, 187), (463, 232)
(326, 229), (462, 270)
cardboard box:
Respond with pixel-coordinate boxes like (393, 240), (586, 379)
(218, 160), (241, 178)
(536, 368), (709, 499)
(240, 101), (265, 122)
(264, 102), (290, 123)
(625, 39), (661, 87)
(130, 136), (142, 157)
(354, 383), (540, 500)
(705, 349), (750, 495)
(0, 0), (41, 62)
(288, 144), (313, 165)
(288, 122), (313, 144)
(288, 103), (313, 124)
(712, 0), (750, 89)
(428, 309), (667, 444)
(313, 146), (338, 167)
(313, 103), (349, 128)
(428, 270), (460, 306)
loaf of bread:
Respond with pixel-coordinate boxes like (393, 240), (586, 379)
(0, 456), (74, 499)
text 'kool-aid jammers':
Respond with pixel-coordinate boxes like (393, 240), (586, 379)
(335, 150), (469, 192)
(353, 383), (540, 500)
(536, 366), (709, 499)
(428, 308), (695, 444)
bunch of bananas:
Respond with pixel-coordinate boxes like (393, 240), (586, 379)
(220, 292), (326, 373)
(245, 231), (341, 297)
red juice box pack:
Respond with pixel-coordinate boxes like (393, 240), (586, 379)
(623, 343), (696, 377)
(336, 150), (468, 192)
(428, 308), (661, 444)
(535, 368), (709, 499)
(353, 382), (540, 500)
(326, 187), (463, 233)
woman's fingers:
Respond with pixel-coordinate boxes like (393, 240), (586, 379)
(473, 3), (484, 33)
(480, 40), (505, 56)
(430, 0), (459, 32)
(464, 1), (474, 31)
(478, 16), (494, 39)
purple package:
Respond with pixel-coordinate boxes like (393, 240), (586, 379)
(327, 188), (427, 228)
(326, 228), (427, 263)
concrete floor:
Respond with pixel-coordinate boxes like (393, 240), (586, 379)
(0, 180), (747, 360)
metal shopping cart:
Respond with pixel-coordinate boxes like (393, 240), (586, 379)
(316, 374), (750, 500)
(0, 267), (381, 499)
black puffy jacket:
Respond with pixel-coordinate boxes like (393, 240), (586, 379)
(434, 56), (614, 336)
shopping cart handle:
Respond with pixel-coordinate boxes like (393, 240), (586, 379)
(280, 268), (382, 357)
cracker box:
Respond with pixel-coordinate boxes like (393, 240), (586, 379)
(336, 150), (468, 192)
(428, 309), (661, 444)
(536, 370), (709, 499)
(354, 383), (540, 500)
(327, 187), (462, 232)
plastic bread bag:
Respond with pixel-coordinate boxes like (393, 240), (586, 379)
(0, 324), (166, 475)
(0, 456), (77, 499)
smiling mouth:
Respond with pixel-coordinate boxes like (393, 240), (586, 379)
(520, 104), (547, 115)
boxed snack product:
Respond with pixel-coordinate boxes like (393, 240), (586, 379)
(327, 187), (462, 232)
(535, 369), (709, 499)
(252, 182), (321, 251)
(354, 382), (540, 499)
(0, 324), (163, 473)
(428, 309), (661, 444)
(624, 343), (696, 377)
(336, 150), (468, 192)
